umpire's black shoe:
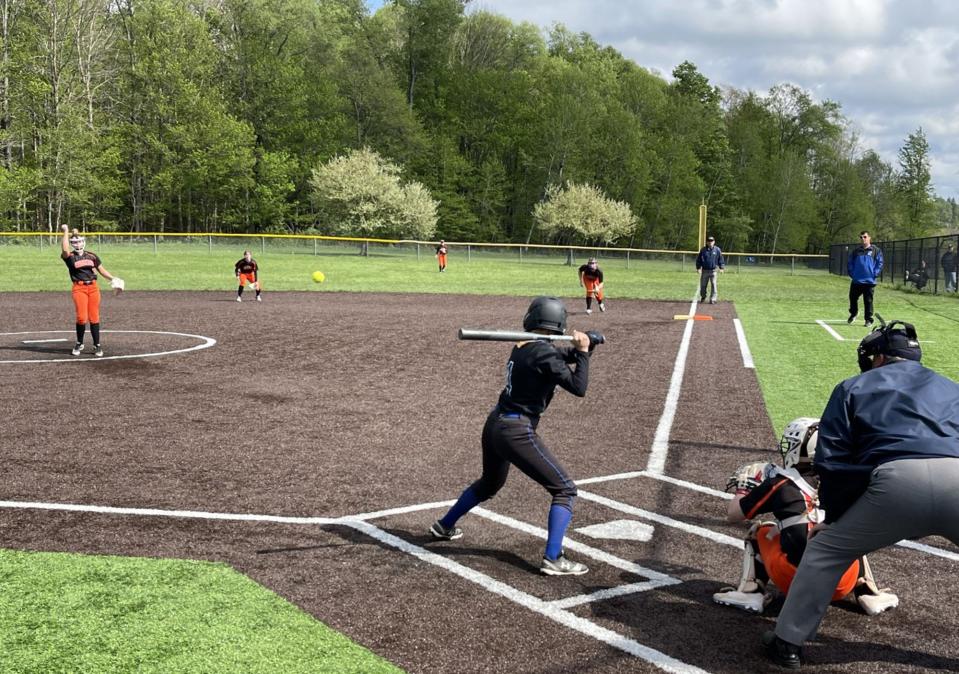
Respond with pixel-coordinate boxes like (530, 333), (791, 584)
(864, 318), (874, 327)
(847, 313), (856, 324)
(762, 631), (801, 669)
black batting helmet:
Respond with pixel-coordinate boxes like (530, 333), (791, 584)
(857, 317), (921, 372)
(523, 296), (567, 334)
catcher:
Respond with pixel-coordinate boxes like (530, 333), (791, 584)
(713, 417), (898, 616)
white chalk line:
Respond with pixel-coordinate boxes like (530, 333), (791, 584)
(21, 338), (68, 344)
(646, 293), (698, 474)
(0, 330), (216, 364)
(346, 519), (707, 674)
(815, 320), (846, 342)
(732, 318), (755, 369)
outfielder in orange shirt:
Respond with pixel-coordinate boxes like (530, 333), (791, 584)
(60, 225), (124, 357)
(235, 250), (261, 302)
(578, 257), (605, 314)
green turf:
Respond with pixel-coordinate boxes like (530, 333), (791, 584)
(0, 549), (401, 673)
(4, 241), (959, 670)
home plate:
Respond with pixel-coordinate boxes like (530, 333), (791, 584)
(575, 519), (654, 542)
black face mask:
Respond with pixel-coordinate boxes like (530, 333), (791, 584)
(857, 317), (922, 372)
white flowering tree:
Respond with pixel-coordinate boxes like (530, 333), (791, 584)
(533, 182), (637, 245)
(309, 147), (438, 239)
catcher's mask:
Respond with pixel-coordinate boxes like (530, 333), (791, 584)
(856, 316), (921, 372)
(779, 417), (820, 470)
(523, 296), (567, 334)
(69, 234), (85, 253)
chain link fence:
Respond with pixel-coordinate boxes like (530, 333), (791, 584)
(830, 234), (959, 294)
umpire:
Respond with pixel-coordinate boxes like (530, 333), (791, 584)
(430, 296), (601, 575)
(764, 319), (959, 669)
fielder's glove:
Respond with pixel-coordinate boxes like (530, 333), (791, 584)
(586, 330), (605, 352)
(725, 461), (768, 494)
(110, 277), (125, 293)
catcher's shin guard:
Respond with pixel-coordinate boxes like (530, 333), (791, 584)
(713, 539), (769, 613)
(855, 556), (899, 616)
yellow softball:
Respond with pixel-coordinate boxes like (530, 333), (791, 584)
(312, 271), (325, 283)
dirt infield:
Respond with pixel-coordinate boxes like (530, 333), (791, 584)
(2, 291), (959, 673)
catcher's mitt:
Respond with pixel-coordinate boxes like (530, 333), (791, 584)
(725, 461), (769, 493)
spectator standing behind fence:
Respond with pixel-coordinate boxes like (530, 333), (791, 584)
(906, 259), (928, 291)
(846, 231), (883, 327)
(696, 236), (725, 304)
(942, 244), (957, 292)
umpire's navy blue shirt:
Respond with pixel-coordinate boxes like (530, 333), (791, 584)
(815, 360), (959, 519)
(696, 245), (725, 271)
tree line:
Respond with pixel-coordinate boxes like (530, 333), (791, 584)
(0, 0), (953, 252)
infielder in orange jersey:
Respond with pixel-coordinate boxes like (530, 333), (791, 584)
(435, 240), (448, 272)
(234, 250), (261, 302)
(578, 257), (605, 314)
(60, 225), (124, 358)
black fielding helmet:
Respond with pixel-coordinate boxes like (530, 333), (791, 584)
(857, 317), (921, 372)
(523, 296), (567, 334)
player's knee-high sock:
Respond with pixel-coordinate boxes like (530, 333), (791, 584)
(255, 287), (261, 298)
(439, 485), (481, 529)
(237, 285), (244, 297)
(76, 323), (85, 343)
(586, 296), (593, 310)
(90, 323), (100, 345)
(545, 503), (573, 560)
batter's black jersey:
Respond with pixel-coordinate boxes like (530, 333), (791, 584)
(235, 258), (258, 277)
(739, 476), (811, 566)
(63, 251), (101, 283)
(496, 341), (589, 419)
(578, 265), (603, 283)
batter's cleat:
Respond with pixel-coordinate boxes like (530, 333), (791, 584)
(586, 309), (592, 315)
(762, 631), (801, 670)
(93, 344), (104, 358)
(71, 342), (83, 356)
(236, 296), (242, 302)
(430, 520), (463, 541)
(712, 588), (768, 613)
(599, 302), (606, 312)
(540, 555), (588, 576)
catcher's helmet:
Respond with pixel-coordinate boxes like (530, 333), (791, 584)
(523, 296), (567, 334)
(779, 417), (820, 470)
(856, 317), (921, 372)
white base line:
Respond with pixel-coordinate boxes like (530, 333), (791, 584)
(21, 338), (69, 344)
(345, 520), (707, 674)
(646, 293), (699, 474)
(732, 318), (755, 369)
(816, 320), (846, 342)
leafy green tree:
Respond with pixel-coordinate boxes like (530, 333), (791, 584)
(897, 127), (934, 237)
(533, 181), (636, 245)
(309, 146), (437, 238)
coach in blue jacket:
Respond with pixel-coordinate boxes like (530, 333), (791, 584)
(846, 230), (883, 327)
(763, 320), (959, 668)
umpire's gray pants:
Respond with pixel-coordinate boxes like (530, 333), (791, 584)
(699, 270), (718, 302)
(775, 458), (959, 645)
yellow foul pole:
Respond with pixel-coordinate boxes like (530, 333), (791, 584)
(698, 202), (707, 249)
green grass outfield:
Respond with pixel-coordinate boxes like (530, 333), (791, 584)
(3, 242), (959, 670)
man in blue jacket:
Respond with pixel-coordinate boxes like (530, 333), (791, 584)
(763, 319), (959, 669)
(847, 230), (883, 327)
(696, 236), (725, 304)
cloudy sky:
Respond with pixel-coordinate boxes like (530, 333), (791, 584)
(369, 0), (959, 199)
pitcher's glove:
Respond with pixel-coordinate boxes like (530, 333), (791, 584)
(110, 277), (125, 293)
(725, 461), (768, 495)
(586, 331), (605, 352)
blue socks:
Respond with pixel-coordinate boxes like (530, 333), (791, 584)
(439, 485), (481, 530)
(545, 504), (573, 560)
